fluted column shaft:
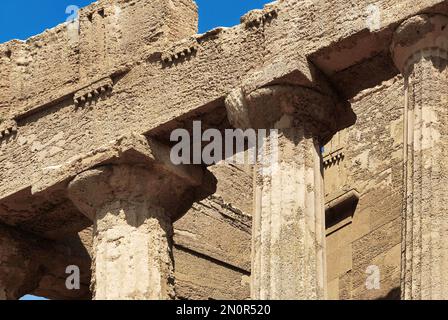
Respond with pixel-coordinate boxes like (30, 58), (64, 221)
(226, 85), (338, 300)
(68, 165), (176, 300)
(92, 194), (174, 300)
(252, 127), (326, 299)
(392, 14), (448, 300)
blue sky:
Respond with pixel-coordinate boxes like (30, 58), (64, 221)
(0, 0), (273, 43)
(1, 0), (272, 301)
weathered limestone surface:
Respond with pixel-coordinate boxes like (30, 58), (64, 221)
(392, 14), (448, 300)
(68, 166), (176, 300)
(322, 73), (406, 300)
(66, 132), (204, 300)
(0, 0), (444, 212)
(0, 0), (197, 118)
(225, 85), (349, 299)
(174, 248), (250, 300)
(57, 226), (228, 301)
(1, 0), (448, 301)
(172, 162), (252, 299)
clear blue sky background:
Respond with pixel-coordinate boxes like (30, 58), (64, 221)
(1, 0), (272, 301)
(0, 0), (272, 43)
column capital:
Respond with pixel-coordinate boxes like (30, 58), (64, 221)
(391, 14), (448, 74)
(68, 164), (194, 221)
(225, 85), (338, 140)
(68, 164), (183, 300)
(64, 134), (204, 222)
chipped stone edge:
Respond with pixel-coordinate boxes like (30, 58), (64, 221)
(0, 120), (18, 142)
(31, 133), (203, 195)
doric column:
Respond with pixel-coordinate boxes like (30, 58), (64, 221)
(68, 164), (197, 300)
(225, 85), (339, 300)
(391, 14), (448, 300)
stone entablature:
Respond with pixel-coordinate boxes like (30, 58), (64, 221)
(0, 0), (448, 300)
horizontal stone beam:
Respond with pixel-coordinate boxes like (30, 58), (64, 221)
(0, 0), (446, 226)
(0, 133), (203, 238)
(31, 133), (203, 196)
(0, 0), (198, 119)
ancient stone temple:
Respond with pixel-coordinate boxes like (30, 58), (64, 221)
(0, 0), (447, 300)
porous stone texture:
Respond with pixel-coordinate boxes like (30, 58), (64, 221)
(251, 129), (326, 299)
(392, 14), (448, 300)
(173, 162), (252, 300)
(225, 85), (345, 299)
(1, 0), (448, 300)
(328, 76), (405, 300)
(68, 164), (195, 300)
(0, 0), (198, 121)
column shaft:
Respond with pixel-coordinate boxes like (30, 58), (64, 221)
(392, 14), (448, 300)
(252, 128), (326, 299)
(92, 199), (174, 300)
(68, 165), (185, 300)
(226, 85), (341, 300)
(402, 51), (448, 300)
